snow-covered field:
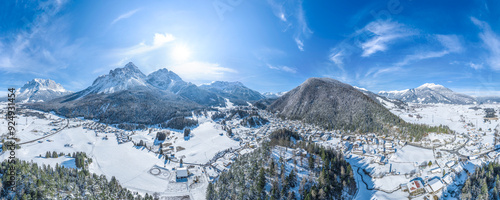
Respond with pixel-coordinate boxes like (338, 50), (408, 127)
(0, 103), (245, 199)
(173, 122), (239, 164)
(1, 101), (498, 200)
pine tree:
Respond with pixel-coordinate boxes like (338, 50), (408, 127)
(257, 167), (266, 195)
(206, 182), (215, 200)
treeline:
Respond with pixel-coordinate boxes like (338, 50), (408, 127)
(0, 160), (154, 199)
(293, 111), (451, 142)
(211, 111), (226, 121)
(42, 151), (93, 169)
(240, 114), (269, 128)
(207, 129), (356, 200)
(160, 117), (198, 130)
(26, 90), (201, 125)
(461, 162), (500, 199)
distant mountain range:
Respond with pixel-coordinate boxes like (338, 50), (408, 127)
(476, 96), (500, 104)
(15, 63), (499, 127)
(199, 81), (265, 105)
(26, 62), (263, 124)
(353, 86), (407, 109)
(262, 92), (287, 99)
(16, 79), (73, 102)
(378, 83), (477, 104)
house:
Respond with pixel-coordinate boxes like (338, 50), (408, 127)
(176, 167), (188, 180)
(430, 167), (442, 174)
(426, 178), (444, 193)
(442, 173), (453, 185)
(407, 180), (425, 196)
(401, 183), (409, 192)
(445, 161), (455, 168)
(352, 147), (365, 155)
(451, 164), (463, 173)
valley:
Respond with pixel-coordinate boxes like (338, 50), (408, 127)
(1, 99), (499, 199)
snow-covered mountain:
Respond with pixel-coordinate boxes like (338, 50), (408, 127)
(199, 81), (265, 105)
(476, 96), (500, 104)
(262, 92), (287, 99)
(353, 86), (407, 109)
(378, 83), (476, 104)
(147, 68), (225, 106)
(16, 79), (72, 102)
(146, 68), (186, 92)
(79, 62), (152, 96)
(28, 62), (230, 124)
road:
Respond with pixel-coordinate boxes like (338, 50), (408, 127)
(19, 119), (69, 145)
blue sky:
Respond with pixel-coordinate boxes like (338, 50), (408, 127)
(1, 0), (500, 96)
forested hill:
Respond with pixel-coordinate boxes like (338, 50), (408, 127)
(207, 129), (357, 200)
(269, 78), (452, 141)
(461, 162), (500, 199)
(0, 160), (154, 199)
(269, 78), (403, 132)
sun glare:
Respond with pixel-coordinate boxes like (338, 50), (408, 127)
(171, 45), (191, 61)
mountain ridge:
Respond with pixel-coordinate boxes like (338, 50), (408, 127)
(378, 83), (477, 104)
(16, 78), (73, 102)
(268, 77), (403, 132)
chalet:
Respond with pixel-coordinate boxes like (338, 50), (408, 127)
(352, 147), (365, 155)
(176, 167), (188, 180)
(442, 173), (453, 185)
(426, 178), (444, 193)
(385, 148), (396, 154)
(401, 183), (408, 192)
(430, 167), (442, 174)
(321, 134), (330, 141)
(451, 164), (463, 173)
(445, 161), (455, 168)
(407, 180), (425, 196)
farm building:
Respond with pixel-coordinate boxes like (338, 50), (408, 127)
(176, 167), (188, 180)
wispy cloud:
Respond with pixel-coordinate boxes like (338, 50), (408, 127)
(116, 33), (175, 56)
(365, 66), (402, 78)
(329, 49), (346, 69)
(294, 0), (312, 51)
(469, 62), (483, 70)
(0, 0), (71, 75)
(436, 34), (463, 53)
(360, 21), (414, 57)
(169, 61), (237, 83)
(395, 34), (462, 67)
(267, 63), (297, 73)
(267, 0), (312, 51)
(471, 17), (500, 71)
(111, 8), (141, 25)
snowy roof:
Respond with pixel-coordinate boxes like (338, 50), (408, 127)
(445, 161), (455, 167)
(427, 178), (444, 192)
(443, 174), (453, 184)
(176, 167), (188, 177)
(407, 180), (424, 193)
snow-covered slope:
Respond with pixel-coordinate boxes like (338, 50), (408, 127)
(147, 68), (225, 106)
(378, 83), (477, 104)
(146, 68), (187, 92)
(16, 79), (72, 102)
(199, 81), (265, 104)
(353, 86), (407, 109)
(476, 96), (500, 104)
(85, 62), (151, 95)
